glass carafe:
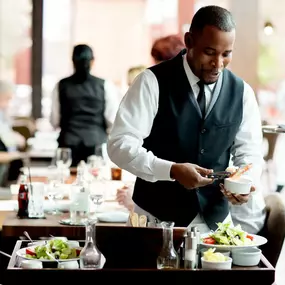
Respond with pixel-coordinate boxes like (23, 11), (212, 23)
(80, 220), (102, 269)
(70, 161), (90, 225)
(157, 221), (179, 269)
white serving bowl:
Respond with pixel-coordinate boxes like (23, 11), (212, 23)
(51, 237), (68, 242)
(58, 261), (79, 269)
(224, 176), (252, 195)
(201, 256), (232, 270)
(231, 247), (261, 266)
(20, 260), (43, 269)
(66, 241), (80, 248)
(27, 241), (46, 247)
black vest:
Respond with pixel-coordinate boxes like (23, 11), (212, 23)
(58, 74), (107, 147)
(132, 51), (244, 229)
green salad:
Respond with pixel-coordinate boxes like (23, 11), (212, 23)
(25, 239), (81, 260)
(203, 221), (254, 246)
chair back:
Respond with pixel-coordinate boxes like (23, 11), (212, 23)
(261, 193), (285, 267)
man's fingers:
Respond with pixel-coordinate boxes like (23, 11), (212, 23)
(250, 186), (256, 193)
(220, 184), (244, 205)
(234, 194), (250, 203)
(196, 166), (213, 176)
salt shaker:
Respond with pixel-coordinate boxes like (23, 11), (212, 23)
(184, 231), (197, 269)
(191, 226), (200, 265)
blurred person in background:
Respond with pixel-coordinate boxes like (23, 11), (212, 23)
(127, 65), (147, 87)
(0, 80), (26, 185)
(50, 44), (120, 167)
(151, 34), (185, 64)
(0, 80), (26, 152)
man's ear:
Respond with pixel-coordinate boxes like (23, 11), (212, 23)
(184, 32), (194, 49)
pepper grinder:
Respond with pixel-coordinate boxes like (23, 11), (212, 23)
(184, 231), (197, 269)
(179, 232), (187, 268)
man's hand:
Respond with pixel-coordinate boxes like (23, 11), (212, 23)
(116, 185), (135, 211)
(170, 163), (213, 189)
(220, 183), (255, 205)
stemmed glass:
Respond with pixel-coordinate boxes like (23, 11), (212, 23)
(55, 148), (72, 183)
(87, 155), (105, 180)
(89, 181), (105, 221)
(95, 143), (108, 162)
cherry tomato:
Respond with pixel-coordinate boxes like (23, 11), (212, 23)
(246, 234), (254, 241)
(203, 237), (216, 244)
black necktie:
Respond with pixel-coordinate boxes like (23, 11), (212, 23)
(197, 81), (206, 118)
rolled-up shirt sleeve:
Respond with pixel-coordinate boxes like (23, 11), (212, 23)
(107, 69), (174, 182)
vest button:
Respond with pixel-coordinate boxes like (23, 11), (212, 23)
(200, 149), (205, 154)
(201, 128), (206, 134)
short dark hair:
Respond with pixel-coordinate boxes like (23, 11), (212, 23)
(190, 5), (235, 34)
(72, 44), (94, 76)
(72, 44), (94, 63)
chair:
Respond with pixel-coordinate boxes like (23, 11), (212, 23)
(262, 128), (280, 193)
(260, 192), (285, 267)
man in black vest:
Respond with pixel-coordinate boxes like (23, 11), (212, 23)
(50, 44), (119, 166)
(107, 6), (264, 231)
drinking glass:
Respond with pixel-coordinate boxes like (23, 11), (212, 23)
(55, 148), (72, 183)
(46, 166), (65, 215)
(87, 155), (105, 180)
(95, 143), (108, 163)
(89, 181), (105, 220)
(28, 182), (45, 218)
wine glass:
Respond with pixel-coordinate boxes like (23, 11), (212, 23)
(89, 181), (105, 220)
(95, 143), (110, 165)
(55, 148), (72, 183)
(87, 155), (105, 180)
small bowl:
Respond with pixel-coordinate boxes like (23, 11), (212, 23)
(27, 241), (46, 247)
(200, 248), (230, 257)
(20, 260), (43, 269)
(66, 241), (80, 248)
(51, 237), (68, 242)
(224, 176), (252, 195)
(231, 247), (261, 266)
(201, 256), (232, 270)
(58, 261), (79, 269)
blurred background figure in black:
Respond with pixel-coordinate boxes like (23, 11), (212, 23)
(0, 80), (26, 186)
(50, 44), (120, 167)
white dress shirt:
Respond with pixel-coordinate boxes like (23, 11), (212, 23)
(108, 54), (266, 233)
(50, 79), (120, 134)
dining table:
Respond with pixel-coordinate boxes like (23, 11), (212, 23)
(0, 165), (133, 241)
(3, 230), (276, 285)
(262, 124), (285, 134)
(2, 211), (126, 240)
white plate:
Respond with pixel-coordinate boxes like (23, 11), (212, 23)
(16, 244), (80, 262)
(97, 211), (129, 223)
(200, 233), (267, 251)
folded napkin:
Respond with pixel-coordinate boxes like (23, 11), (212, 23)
(0, 187), (12, 200)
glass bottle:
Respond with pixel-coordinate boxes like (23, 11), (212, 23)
(80, 220), (102, 269)
(17, 175), (29, 218)
(157, 221), (179, 269)
(70, 161), (90, 224)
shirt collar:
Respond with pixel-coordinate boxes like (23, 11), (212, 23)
(182, 53), (216, 91)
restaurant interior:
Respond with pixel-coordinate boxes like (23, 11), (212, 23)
(0, 0), (285, 284)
